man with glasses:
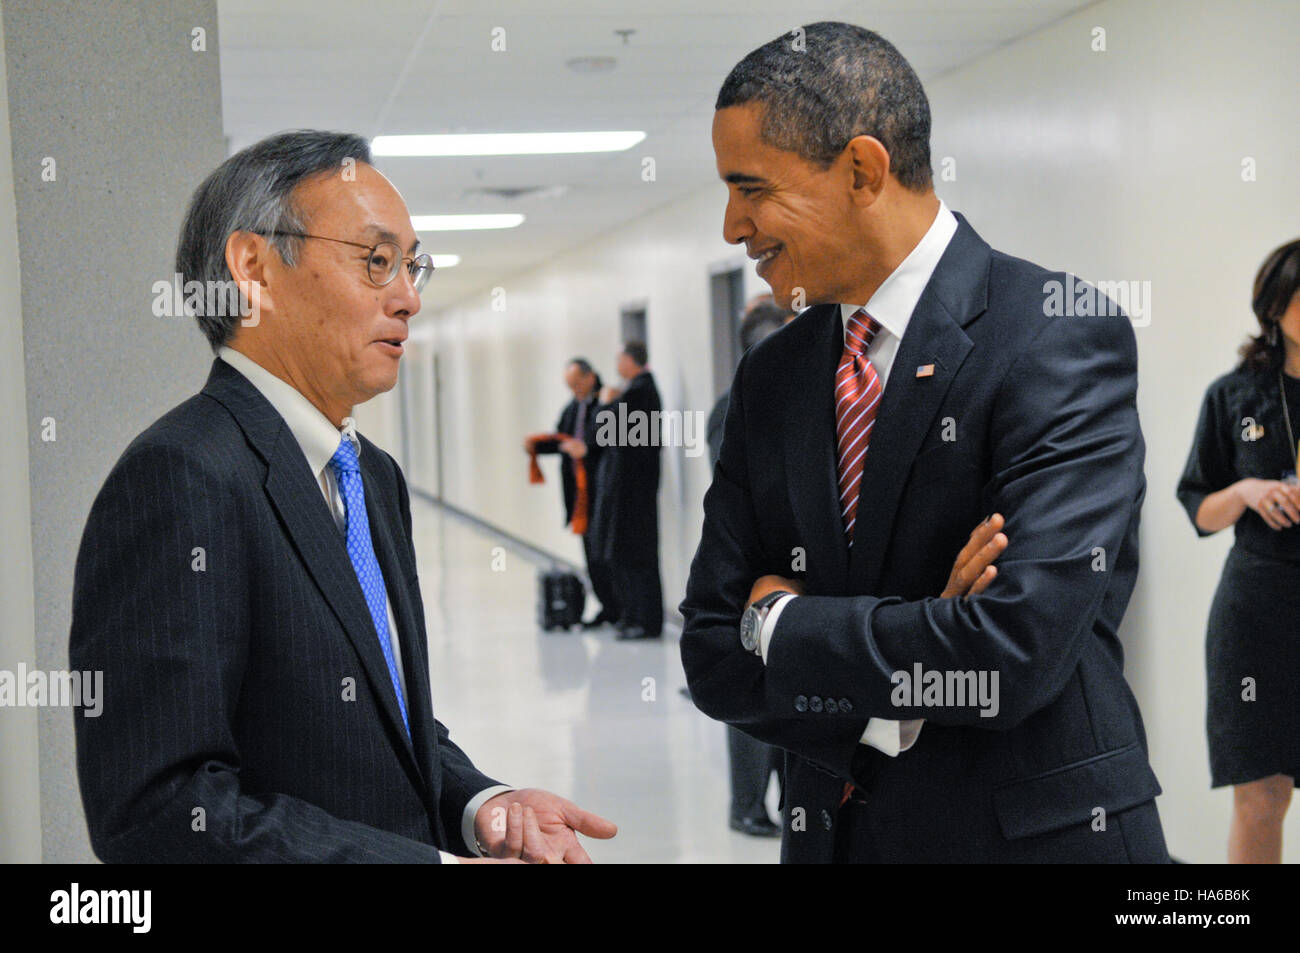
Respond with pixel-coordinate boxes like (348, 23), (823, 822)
(69, 130), (616, 863)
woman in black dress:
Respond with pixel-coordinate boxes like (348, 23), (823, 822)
(1177, 238), (1300, 863)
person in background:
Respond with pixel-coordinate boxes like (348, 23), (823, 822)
(528, 357), (620, 628)
(706, 302), (794, 462)
(586, 341), (664, 641)
(707, 301), (793, 837)
(1177, 238), (1300, 864)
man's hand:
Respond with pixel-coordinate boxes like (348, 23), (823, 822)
(745, 574), (806, 612)
(941, 513), (1007, 599)
(458, 806), (540, 864)
(559, 437), (587, 459)
(459, 856), (525, 865)
(746, 514), (1004, 610)
(474, 788), (617, 864)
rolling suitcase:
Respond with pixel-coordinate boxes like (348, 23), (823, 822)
(537, 569), (585, 631)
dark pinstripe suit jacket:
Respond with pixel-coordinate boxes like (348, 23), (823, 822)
(70, 358), (500, 862)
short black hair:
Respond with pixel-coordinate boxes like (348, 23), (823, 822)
(175, 129), (372, 351)
(716, 22), (932, 191)
(622, 340), (648, 367)
(739, 302), (791, 351)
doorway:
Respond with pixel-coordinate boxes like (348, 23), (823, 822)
(709, 265), (745, 400)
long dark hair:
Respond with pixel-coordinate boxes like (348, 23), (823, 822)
(1237, 238), (1300, 372)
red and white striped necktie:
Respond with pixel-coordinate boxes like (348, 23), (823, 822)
(835, 309), (883, 544)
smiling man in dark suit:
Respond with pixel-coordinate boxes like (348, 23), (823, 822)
(70, 130), (615, 863)
(681, 23), (1169, 863)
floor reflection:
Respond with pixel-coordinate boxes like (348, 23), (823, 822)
(412, 502), (779, 863)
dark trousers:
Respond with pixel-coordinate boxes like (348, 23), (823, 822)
(612, 559), (662, 636)
(831, 797), (885, 864)
(582, 532), (620, 621)
(728, 726), (783, 821)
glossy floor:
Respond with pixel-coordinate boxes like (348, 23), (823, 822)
(411, 501), (780, 864)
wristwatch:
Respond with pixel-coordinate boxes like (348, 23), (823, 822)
(740, 590), (792, 656)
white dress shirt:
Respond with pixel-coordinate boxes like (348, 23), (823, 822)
(756, 199), (959, 758)
(217, 346), (508, 862)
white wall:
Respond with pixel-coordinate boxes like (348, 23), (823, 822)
(3, 0), (225, 861)
(356, 0), (1300, 862)
(0, 0), (42, 863)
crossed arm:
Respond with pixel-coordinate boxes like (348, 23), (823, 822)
(680, 310), (1143, 781)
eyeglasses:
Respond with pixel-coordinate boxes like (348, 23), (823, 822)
(256, 231), (434, 292)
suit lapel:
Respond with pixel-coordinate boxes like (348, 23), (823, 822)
(784, 304), (850, 594)
(202, 360), (422, 779)
(845, 214), (989, 594)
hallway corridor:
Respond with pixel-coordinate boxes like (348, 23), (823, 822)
(411, 501), (779, 863)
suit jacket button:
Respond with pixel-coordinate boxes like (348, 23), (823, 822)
(809, 695), (823, 713)
(839, 698), (852, 713)
(794, 694), (808, 712)
(825, 697), (838, 714)
(821, 809), (833, 830)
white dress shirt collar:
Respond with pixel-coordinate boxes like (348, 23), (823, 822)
(217, 345), (360, 473)
(839, 199), (958, 342)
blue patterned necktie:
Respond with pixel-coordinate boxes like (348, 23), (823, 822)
(328, 436), (410, 737)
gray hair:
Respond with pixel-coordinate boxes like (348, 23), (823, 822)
(739, 301), (791, 351)
(716, 22), (932, 191)
(175, 129), (372, 350)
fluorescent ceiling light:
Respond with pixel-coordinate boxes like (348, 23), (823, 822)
(374, 131), (645, 156)
(412, 214), (524, 232)
(429, 255), (460, 268)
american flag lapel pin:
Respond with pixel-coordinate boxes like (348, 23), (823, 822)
(916, 363), (935, 378)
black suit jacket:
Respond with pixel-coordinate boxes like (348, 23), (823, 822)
(706, 389), (730, 468)
(680, 214), (1168, 863)
(70, 358), (500, 862)
(532, 396), (604, 526)
(589, 371), (662, 565)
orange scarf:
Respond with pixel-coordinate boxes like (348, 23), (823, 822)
(525, 432), (588, 535)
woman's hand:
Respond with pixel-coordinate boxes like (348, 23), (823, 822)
(1237, 478), (1300, 530)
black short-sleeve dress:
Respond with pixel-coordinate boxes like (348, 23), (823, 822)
(1176, 365), (1300, 788)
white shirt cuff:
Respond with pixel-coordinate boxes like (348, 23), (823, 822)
(860, 718), (925, 756)
(439, 851), (459, 864)
(758, 593), (797, 663)
(759, 593), (924, 758)
(462, 784), (515, 856)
